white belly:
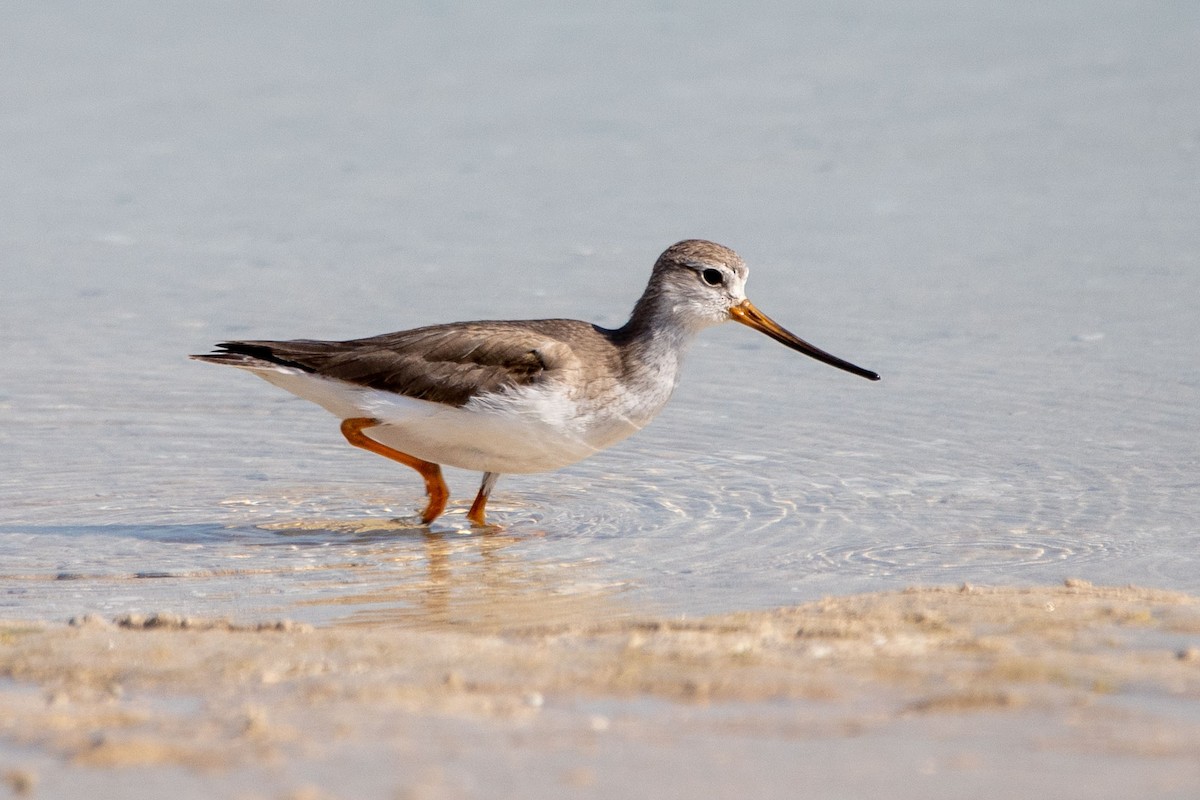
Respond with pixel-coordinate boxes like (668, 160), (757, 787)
(250, 365), (655, 474)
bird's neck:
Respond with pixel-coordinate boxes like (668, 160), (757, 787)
(611, 296), (700, 390)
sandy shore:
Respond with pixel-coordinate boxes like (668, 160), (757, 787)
(3, 581), (1200, 798)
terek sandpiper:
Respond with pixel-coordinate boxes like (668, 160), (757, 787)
(192, 239), (879, 525)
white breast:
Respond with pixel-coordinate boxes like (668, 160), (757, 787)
(246, 363), (675, 474)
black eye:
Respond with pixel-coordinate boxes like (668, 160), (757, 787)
(700, 268), (724, 286)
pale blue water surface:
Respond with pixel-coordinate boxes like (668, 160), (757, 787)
(1, 1), (1198, 629)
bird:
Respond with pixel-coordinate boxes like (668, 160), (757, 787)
(192, 239), (879, 526)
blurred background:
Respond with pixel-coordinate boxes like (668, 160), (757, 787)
(1, 1), (1198, 623)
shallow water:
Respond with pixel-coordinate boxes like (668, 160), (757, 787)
(2, 1), (1199, 628)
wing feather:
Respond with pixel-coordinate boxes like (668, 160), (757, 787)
(205, 320), (596, 407)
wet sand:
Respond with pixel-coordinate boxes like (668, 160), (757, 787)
(3, 581), (1200, 798)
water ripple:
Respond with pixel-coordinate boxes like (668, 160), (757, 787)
(804, 534), (1120, 577)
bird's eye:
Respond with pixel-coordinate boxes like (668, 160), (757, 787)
(700, 268), (724, 286)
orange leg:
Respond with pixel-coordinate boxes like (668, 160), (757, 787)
(467, 472), (500, 526)
(340, 417), (449, 524)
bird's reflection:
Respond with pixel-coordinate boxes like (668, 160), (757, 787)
(268, 519), (632, 631)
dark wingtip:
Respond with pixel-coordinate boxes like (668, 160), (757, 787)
(190, 341), (316, 372)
